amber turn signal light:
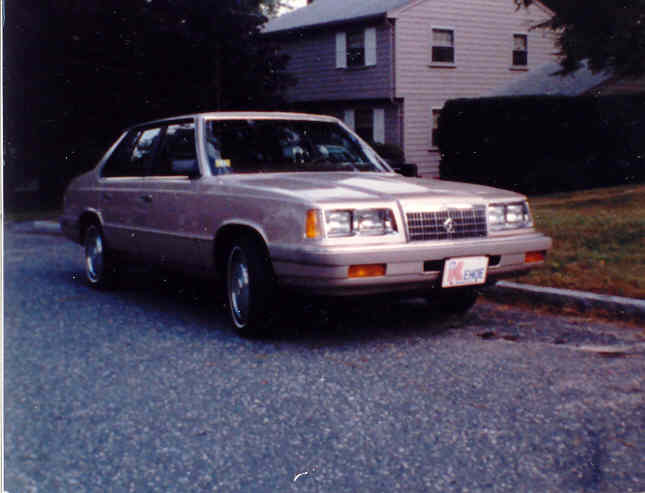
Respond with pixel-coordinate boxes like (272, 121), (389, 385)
(305, 209), (321, 239)
(348, 264), (386, 278)
(525, 251), (546, 263)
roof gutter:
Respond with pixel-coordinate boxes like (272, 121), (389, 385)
(263, 13), (387, 37)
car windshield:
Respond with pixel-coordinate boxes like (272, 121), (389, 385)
(205, 119), (389, 175)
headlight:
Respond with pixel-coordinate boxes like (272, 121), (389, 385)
(487, 205), (505, 228)
(355, 209), (396, 236)
(325, 210), (353, 237)
(488, 202), (533, 231)
(324, 208), (397, 237)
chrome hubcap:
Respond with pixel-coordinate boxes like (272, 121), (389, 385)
(85, 228), (104, 283)
(228, 247), (250, 328)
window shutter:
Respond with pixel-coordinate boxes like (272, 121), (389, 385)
(365, 27), (377, 66)
(373, 108), (385, 143)
(336, 32), (347, 68)
(344, 109), (355, 130)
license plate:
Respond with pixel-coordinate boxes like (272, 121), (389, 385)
(441, 256), (489, 288)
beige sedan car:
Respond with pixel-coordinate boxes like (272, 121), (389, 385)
(61, 112), (551, 336)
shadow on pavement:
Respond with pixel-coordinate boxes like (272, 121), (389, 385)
(62, 264), (471, 345)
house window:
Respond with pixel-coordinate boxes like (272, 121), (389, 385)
(344, 108), (385, 143)
(347, 31), (365, 67)
(355, 108), (373, 142)
(432, 28), (454, 64)
(513, 34), (528, 66)
(336, 28), (377, 68)
(431, 109), (441, 147)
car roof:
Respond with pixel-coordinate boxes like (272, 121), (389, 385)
(127, 111), (339, 132)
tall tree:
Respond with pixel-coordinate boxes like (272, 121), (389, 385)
(260, 0), (292, 17)
(519, 0), (645, 76)
(3, 0), (293, 205)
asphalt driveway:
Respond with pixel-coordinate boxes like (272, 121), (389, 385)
(4, 230), (644, 492)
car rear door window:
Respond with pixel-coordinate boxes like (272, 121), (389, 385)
(130, 127), (163, 175)
(101, 131), (139, 178)
(102, 127), (162, 177)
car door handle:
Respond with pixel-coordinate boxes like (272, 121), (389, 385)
(140, 194), (153, 203)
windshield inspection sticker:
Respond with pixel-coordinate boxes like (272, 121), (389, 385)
(442, 256), (488, 288)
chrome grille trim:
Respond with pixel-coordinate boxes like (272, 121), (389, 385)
(406, 205), (487, 241)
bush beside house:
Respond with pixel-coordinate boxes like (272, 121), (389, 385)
(438, 94), (645, 194)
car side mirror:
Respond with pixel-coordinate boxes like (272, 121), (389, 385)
(391, 163), (418, 178)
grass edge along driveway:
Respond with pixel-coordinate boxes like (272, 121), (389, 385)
(518, 183), (645, 300)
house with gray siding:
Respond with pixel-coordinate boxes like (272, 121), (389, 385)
(264, 0), (557, 177)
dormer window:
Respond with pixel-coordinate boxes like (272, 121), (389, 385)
(336, 28), (377, 68)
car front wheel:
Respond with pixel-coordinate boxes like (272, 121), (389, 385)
(226, 235), (275, 337)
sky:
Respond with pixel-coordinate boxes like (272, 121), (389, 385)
(280, 0), (307, 14)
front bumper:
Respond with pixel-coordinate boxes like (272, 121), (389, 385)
(270, 233), (551, 295)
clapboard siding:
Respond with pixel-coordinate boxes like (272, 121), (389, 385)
(393, 0), (556, 176)
(266, 0), (558, 176)
(277, 21), (394, 102)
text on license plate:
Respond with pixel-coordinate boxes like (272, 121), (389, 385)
(441, 256), (489, 288)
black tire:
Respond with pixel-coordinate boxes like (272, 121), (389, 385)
(83, 223), (117, 289)
(430, 287), (479, 315)
(226, 235), (275, 337)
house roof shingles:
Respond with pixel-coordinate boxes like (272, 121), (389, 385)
(264, 0), (412, 33)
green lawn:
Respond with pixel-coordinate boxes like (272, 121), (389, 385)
(517, 184), (645, 299)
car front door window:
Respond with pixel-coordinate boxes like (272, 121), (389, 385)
(150, 123), (198, 177)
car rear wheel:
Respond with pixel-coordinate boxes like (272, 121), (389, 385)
(226, 235), (275, 337)
(83, 224), (116, 289)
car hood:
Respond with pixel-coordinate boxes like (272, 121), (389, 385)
(210, 172), (524, 205)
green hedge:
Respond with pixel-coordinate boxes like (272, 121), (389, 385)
(438, 95), (645, 194)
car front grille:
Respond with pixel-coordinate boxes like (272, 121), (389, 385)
(406, 205), (487, 241)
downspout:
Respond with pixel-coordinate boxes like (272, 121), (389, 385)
(389, 17), (396, 103)
(388, 16), (404, 154)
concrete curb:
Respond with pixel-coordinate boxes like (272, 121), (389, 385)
(8, 220), (645, 324)
(6, 220), (62, 235)
(485, 281), (645, 325)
